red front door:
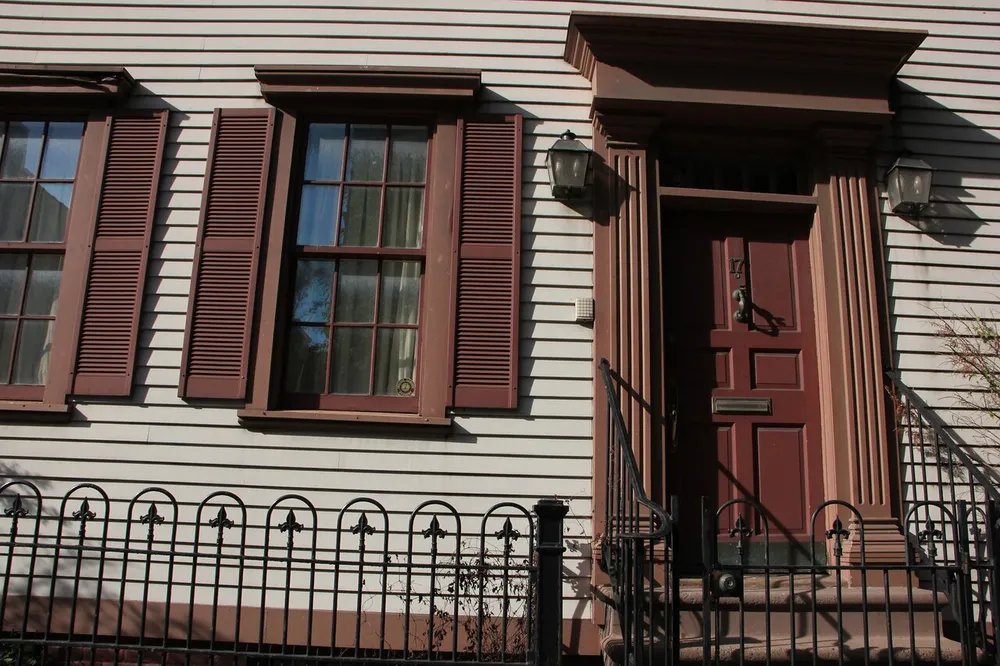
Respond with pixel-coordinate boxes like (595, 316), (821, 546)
(665, 212), (824, 561)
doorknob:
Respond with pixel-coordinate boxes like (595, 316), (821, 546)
(733, 285), (750, 324)
(666, 377), (679, 449)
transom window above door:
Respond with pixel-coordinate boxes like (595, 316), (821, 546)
(660, 150), (805, 195)
(284, 122), (429, 411)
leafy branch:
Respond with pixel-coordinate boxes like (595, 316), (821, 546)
(936, 308), (1000, 448)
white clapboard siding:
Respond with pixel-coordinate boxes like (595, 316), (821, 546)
(0, 0), (997, 620)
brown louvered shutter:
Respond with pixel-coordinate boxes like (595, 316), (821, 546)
(452, 115), (522, 409)
(178, 108), (274, 400)
(72, 110), (168, 396)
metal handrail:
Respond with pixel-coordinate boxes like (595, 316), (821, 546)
(887, 371), (1000, 504)
(599, 358), (671, 539)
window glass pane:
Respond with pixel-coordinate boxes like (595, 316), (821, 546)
(291, 259), (335, 324)
(28, 182), (73, 242)
(661, 161), (689, 188)
(39, 122), (84, 180)
(374, 328), (417, 396)
(719, 162), (743, 191)
(383, 187), (423, 248)
(345, 125), (386, 181)
(296, 184), (339, 246)
(0, 122), (44, 179)
(334, 259), (377, 323)
(23, 255), (62, 316)
(304, 124), (346, 181)
(330, 327), (372, 394)
(0, 182), (32, 241)
(746, 164), (771, 193)
(387, 126), (428, 183)
(379, 261), (420, 324)
(774, 165), (800, 194)
(0, 124), (5, 169)
(0, 254), (28, 315)
(692, 158), (715, 190)
(0, 320), (14, 384)
(284, 325), (329, 393)
(339, 186), (380, 247)
(12, 319), (52, 385)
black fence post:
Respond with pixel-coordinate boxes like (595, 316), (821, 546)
(670, 495), (681, 666)
(987, 500), (1000, 664)
(534, 498), (568, 666)
(701, 497), (714, 666)
(956, 499), (976, 666)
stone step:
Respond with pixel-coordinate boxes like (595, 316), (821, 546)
(677, 582), (952, 611)
(598, 580), (969, 664)
(601, 576), (952, 612)
(602, 614), (977, 664)
(676, 637), (977, 663)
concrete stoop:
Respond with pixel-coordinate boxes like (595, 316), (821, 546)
(598, 578), (977, 664)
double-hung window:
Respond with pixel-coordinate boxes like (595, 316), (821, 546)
(0, 66), (167, 418)
(180, 67), (523, 427)
(0, 120), (82, 399)
(285, 123), (428, 412)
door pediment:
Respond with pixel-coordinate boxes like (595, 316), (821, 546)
(564, 12), (926, 133)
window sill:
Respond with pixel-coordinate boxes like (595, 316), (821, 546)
(237, 408), (452, 432)
(0, 401), (72, 423)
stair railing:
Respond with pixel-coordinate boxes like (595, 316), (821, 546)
(887, 371), (1000, 654)
(599, 359), (677, 666)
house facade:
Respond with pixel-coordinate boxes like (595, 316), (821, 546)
(0, 0), (998, 663)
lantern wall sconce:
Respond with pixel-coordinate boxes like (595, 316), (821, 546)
(886, 154), (934, 216)
(546, 130), (593, 200)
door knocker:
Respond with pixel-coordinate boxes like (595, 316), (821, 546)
(733, 285), (750, 324)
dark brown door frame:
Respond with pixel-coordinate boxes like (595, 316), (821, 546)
(593, 117), (907, 575)
(571, 15), (927, 584)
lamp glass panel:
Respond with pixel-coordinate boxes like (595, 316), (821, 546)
(886, 168), (903, 211)
(545, 157), (557, 190)
(910, 169), (932, 205)
(885, 168), (903, 210)
(550, 151), (588, 189)
(901, 173), (918, 205)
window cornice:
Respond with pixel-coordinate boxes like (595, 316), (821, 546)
(253, 66), (481, 109)
(0, 65), (135, 109)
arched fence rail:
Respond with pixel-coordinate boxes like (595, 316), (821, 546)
(0, 482), (568, 666)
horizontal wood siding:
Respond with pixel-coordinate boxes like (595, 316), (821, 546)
(0, 0), (997, 623)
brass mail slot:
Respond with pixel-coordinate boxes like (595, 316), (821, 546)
(712, 397), (772, 415)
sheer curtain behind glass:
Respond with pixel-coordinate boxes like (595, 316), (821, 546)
(374, 260), (420, 394)
(373, 126), (426, 394)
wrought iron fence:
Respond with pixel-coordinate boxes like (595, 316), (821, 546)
(697, 496), (996, 666)
(599, 359), (677, 666)
(0, 481), (568, 666)
(598, 365), (1000, 665)
(889, 371), (1000, 650)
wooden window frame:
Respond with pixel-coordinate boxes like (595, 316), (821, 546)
(0, 66), (140, 420)
(241, 67), (479, 428)
(281, 119), (432, 414)
(0, 110), (104, 417)
(0, 118), (83, 401)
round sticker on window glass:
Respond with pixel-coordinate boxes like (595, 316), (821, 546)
(397, 378), (415, 396)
